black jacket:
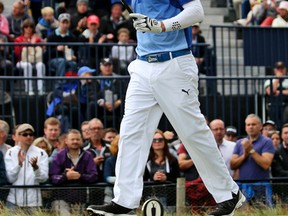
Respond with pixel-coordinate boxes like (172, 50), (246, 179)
(271, 144), (288, 177)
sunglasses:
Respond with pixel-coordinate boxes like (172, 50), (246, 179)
(152, 138), (164, 143)
(24, 25), (33, 28)
(20, 133), (34, 137)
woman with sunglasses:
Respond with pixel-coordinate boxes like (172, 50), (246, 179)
(14, 18), (45, 95)
(144, 129), (180, 183)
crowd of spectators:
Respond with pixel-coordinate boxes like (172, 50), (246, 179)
(233, 0), (288, 27)
(0, 111), (288, 213)
(0, 0), (137, 95)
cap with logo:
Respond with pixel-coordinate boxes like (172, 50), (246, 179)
(274, 61), (286, 69)
(77, 66), (96, 76)
(100, 58), (113, 65)
(87, 15), (100, 25)
(18, 123), (35, 134)
(58, 13), (70, 22)
(226, 126), (237, 136)
(77, 0), (88, 5)
(263, 120), (276, 127)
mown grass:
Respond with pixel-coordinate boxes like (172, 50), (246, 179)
(0, 202), (287, 216)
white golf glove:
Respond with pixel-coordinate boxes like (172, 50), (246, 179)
(129, 13), (163, 33)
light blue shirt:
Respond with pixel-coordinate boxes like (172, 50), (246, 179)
(132, 0), (194, 56)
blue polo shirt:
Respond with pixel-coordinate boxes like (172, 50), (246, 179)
(131, 0), (194, 56)
(233, 134), (275, 180)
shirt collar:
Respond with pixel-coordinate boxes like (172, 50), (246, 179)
(56, 28), (70, 37)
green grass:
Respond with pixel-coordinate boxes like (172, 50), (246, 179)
(0, 203), (287, 216)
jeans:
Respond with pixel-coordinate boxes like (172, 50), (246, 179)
(49, 58), (77, 76)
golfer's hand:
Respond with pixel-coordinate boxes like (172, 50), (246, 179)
(129, 13), (163, 33)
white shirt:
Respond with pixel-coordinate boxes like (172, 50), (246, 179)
(5, 145), (49, 207)
(272, 15), (288, 27)
(218, 139), (236, 177)
(111, 41), (135, 62)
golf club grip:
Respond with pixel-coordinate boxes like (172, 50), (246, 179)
(120, 0), (133, 14)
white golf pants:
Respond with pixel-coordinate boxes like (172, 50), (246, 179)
(113, 54), (239, 208)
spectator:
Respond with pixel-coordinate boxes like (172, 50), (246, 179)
(90, 0), (112, 19)
(210, 119), (237, 177)
(0, 151), (7, 185)
(99, 2), (135, 43)
(103, 134), (119, 203)
(11, 124), (21, 146)
(78, 15), (109, 68)
(0, 151), (8, 202)
(259, 0), (277, 26)
(230, 114), (275, 204)
(0, 34), (13, 76)
(191, 23), (206, 74)
(14, 19), (45, 95)
(7, 0), (32, 42)
(48, 70), (81, 132)
(33, 137), (52, 156)
(271, 123), (288, 177)
(177, 143), (215, 210)
(30, 0), (42, 24)
(272, 0), (288, 27)
(83, 118), (111, 182)
(264, 61), (288, 125)
(77, 65), (97, 118)
(233, 0), (243, 19)
(103, 134), (119, 184)
(49, 132), (67, 164)
(163, 130), (180, 158)
(47, 66), (95, 132)
(231, 114), (275, 179)
(46, 13), (78, 77)
(224, 125), (238, 142)
(110, 27), (135, 75)
(5, 123), (49, 208)
(262, 120), (277, 137)
(88, 58), (123, 128)
(144, 129), (180, 183)
(103, 127), (118, 143)
(0, 119), (11, 156)
(0, 2), (9, 38)
(144, 129), (180, 207)
(234, 0), (272, 26)
(70, 0), (93, 37)
(35, 7), (59, 41)
(81, 120), (91, 142)
(50, 129), (98, 215)
(268, 130), (281, 149)
(56, 0), (94, 15)
(271, 123), (288, 202)
(43, 117), (61, 150)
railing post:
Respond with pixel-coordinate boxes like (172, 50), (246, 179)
(176, 177), (185, 216)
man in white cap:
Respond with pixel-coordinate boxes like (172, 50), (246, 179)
(4, 123), (49, 209)
(272, 1), (288, 27)
(262, 120), (276, 137)
(225, 125), (238, 142)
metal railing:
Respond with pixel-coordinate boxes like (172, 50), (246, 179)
(1, 178), (288, 214)
(0, 26), (287, 135)
(0, 75), (285, 137)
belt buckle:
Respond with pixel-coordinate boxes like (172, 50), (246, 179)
(147, 54), (158, 63)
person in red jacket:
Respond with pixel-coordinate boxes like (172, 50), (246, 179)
(14, 19), (45, 95)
